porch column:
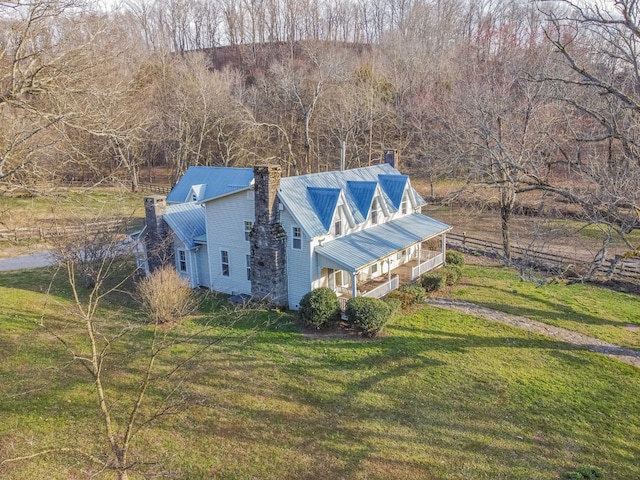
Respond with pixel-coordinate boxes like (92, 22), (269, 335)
(442, 233), (447, 262)
(351, 271), (358, 298)
(387, 258), (391, 282)
(418, 241), (422, 262)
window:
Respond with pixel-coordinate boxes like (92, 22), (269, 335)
(334, 208), (342, 237)
(221, 250), (230, 277)
(191, 193), (198, 202)
(292, 227), (302, 249)
(401, 197), (408, 214)
(244, 221), (253, 241)
(177, 251), (187, 272)
(246, 254), (251, 281)
(371, 199), (378, 225)
(178, 250), (187, 272)
(371, 263), (378, 275)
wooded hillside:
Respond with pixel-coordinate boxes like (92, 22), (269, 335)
(1, 0), (639, 257)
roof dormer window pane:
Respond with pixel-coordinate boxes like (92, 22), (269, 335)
(371, 199), (379, 225)
(334, 207), (343, 237)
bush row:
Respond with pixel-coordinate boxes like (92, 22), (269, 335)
(299, 251), (466, 337)
(421, 265), (463, 291)
(299, 287), (392, 337)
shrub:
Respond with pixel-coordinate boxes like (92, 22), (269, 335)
(421, 272), (446, 292)
(446, 250), (466, 267)
(397, 283), (426, 305)
(345, 297), (391, 337)
(382, 296), (402, 317)
(564, 466), (604, 480)
(299, 287), (340, 329)
(137, 266), (197, 324)
(443, 265), (463, 286)
(385, 289), (413, 310)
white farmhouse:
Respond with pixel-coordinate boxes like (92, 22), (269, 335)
(143, 162), (451, 310)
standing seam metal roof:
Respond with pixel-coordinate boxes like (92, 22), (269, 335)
(314, 213), (451, 272)
(166, 166), (254, 204)
(163, 203), (206, 249)
(278, 164), (426, 238)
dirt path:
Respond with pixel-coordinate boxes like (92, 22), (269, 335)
(426, 297), (640, 369)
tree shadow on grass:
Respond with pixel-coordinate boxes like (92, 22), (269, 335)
(464, 284), (638, 327)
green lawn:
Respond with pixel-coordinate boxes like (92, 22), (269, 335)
(446, 263), (640, 349)
(1, 266), (639, 479)
(0, 189), (145, 251)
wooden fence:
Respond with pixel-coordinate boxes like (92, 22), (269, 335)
(448, 232), (640, 283)
(0, 219), (137, 242)
(139, 183), (171, 194)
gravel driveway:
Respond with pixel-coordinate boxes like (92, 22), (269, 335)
(0, 251), (56, 272)
(426, 297), (640, 369)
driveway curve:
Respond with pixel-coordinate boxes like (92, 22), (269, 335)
(426, 297), (640, 369)
(0, 251), (56, 272)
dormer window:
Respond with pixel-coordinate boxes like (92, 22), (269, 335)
(371, 199), (379, 225)
(191, 193), (198, 202)
(401, 196), (408, 215)
(334, 208), (343, 237)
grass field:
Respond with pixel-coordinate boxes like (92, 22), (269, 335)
(1, 265), (639, 479)
(444, 262), (640, 349)
(0, 188), (146, 256)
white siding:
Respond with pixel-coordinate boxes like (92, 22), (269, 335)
(173, 238), (199, 288)
(204, 191), (254, 295)
(281, 209), (313, 310)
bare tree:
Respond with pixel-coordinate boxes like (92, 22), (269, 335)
(0, 215), (241, 478)
(538, 0), (640, 255)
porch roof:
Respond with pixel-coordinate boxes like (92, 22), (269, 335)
(315, 213), (451, 272)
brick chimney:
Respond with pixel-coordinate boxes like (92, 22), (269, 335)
(250, 165), (288, 307)
(144, 195), (172, 273)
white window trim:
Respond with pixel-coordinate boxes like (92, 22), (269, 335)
(177, 249), (187, 272)
(292, 226), (302, 249)
(220, 250), (230, 277)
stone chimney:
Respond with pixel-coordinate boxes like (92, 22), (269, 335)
(384, 149), (399, 170)
(144, 195), (172, 273)
(250, 165), (288, 307)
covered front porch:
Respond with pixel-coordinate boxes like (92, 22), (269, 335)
(314, 213), (451, 310)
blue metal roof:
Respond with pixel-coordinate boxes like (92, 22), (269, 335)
(163, 203), (206, 249)
(346, 181), (377, 219)
(314, 213), (451, 272)
(307, 187), (341, 230)
(279, 164), (425, 238)
(378, 174), (408, 209)
(166, 166), (254, 204)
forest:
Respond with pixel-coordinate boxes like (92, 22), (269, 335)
(1, 0), (639, 259)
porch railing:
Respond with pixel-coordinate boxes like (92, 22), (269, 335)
(411, 252), (444, 280)
(363, 275), (399, 299)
